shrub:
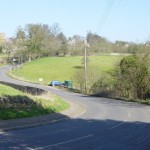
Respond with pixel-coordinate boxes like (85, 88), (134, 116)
(115, 55), (150, 100)
(90, 76), (113, 96)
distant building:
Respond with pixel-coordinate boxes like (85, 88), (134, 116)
(145, 42), (150, 47)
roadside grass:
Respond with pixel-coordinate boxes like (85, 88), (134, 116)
(104, 95), (150, 105)
(10, 56), (122, 85)
(0, 84), (69, 120)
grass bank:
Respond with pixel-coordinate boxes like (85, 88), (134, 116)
(10, 56), (122, 85)
(0, 84), (69, 120)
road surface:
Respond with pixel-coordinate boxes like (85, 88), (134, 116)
(0, 66), (150, 150)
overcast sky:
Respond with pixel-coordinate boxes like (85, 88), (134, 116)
(0, 0), (150, 42)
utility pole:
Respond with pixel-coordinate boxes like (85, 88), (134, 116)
(83, 39), (90, 94)
(84, 44), (87, 93)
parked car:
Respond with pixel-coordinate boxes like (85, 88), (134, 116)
(49, 80), (64, 87)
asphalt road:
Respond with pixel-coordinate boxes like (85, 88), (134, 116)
(0, 65), (150, 150)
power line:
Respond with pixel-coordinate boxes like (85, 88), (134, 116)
(96, 0), (116, 34)
(101, 0), (122, 34)
(95, 0), (122, 35)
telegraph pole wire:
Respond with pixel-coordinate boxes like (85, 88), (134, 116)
(96, 0), (116, 34)
(101, 0), (122, 34)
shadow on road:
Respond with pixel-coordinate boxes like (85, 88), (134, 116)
(0, 117), (150, 150)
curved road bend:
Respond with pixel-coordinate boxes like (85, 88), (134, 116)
(0, 65), (150, 150)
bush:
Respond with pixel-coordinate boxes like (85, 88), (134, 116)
(115, 55), (150, 100)
(73, 65), (102, 94)
(90, 76), (113, 96)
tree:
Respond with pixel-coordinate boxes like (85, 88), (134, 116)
(74, 60), (103, 94)
(50, 23), (61, 37)
(0, 33), (6, 53)
(19, 23), (67, 59)
(14, 27), (27, 63)
(68, 35), (84, 56)
(40, 24), (53, 57)
(25, 24), (44, 61)
(86, 32), (112, 54)
(56, 32), (68, 56)
(116, 54), (150, 100)
(42, 24), (66, 57)
(23, 23), (62, 61)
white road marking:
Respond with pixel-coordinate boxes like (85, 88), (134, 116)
(127, 111), (131, 118)
(0, 131), (4, 134)
(110, 120), (127, 129)
(30, 134), (93, 150)
(110, 111), (131, 129)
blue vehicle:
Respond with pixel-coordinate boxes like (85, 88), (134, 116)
(49, 80), (64, 87)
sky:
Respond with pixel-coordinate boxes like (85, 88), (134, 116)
(0, 0), (150, 42)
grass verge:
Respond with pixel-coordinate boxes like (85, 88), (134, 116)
(0, 84), (69, 120)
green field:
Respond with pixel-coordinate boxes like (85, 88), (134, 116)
(11, 56), (122, 85)
(0, 84), (69, 120)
